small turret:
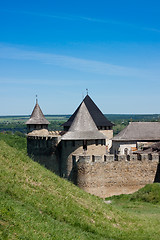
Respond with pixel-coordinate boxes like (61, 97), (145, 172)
(26, 98), (50, 133)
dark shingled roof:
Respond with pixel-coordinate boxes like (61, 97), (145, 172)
(61, 101), (106, 140)
(25, 102), (50, 125)
(62, 95), (114, 128)
(113, 122), (160, 141)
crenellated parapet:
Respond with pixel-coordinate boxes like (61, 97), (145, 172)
(116, 153), (159, 162)
(72, 154), (115, 164)
(76, 153), (160, 198)
(74, 153), (159, 164)
(27, 135), (61, 156)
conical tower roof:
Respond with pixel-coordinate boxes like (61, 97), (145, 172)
(62, 95), (114, 128)
(61, 102), (106, 140)
(26, 100), (50, 125)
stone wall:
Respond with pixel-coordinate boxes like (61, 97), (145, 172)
(27, 136), (60, 174)
(76, 154), (160, 198)
(27, 135), (160, 199)
(60, 139), (106, 180)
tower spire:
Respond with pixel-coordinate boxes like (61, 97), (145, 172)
(86, 88), (88, 95)
(36, 95), (38, 104)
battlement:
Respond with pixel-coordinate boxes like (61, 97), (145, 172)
(76, 153), (160, 198)
(27, 134), (61, 158)
(74, 153), (159, 164)
(27, 135), (61, 141)
(27, 133), (61, 140)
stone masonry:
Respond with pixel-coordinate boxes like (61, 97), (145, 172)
(76, 154), (160, 198)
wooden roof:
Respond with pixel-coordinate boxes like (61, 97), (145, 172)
(61, 101), (106, 140)
(62, 95), (114, 128)
(113, 122), (160, 141)
(26, 102), (50, 125)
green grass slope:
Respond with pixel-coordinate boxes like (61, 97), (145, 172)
(106, 184), (160, 220)
(0, 132), (27, 153)
(1, 139), (160, 240)
(130, 183), (160, 203)
(107, 184), (160, 204)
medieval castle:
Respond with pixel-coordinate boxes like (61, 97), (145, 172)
(26, 95), (160, 198)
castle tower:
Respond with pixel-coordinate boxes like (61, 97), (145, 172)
(60, 101), (106, 179)
(25, 99), (50, 133)
(62, 94), (114, 150)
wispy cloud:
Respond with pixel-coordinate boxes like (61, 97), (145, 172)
(0, 77), (84, 87)
(0, 45), (147, 78)
(142, 27), (160, 33)
(1, 9), (160, 33)
(1, 9), (80, 21)
(81, 16), (160, 33)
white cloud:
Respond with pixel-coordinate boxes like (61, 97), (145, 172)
(0, 45), (147, 77)
(1, 9), (160, 33)
(0, 77), (84, 86)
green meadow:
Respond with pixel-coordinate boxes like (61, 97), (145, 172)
(0, 114), (160, 134)
(0, 133), (160, 240)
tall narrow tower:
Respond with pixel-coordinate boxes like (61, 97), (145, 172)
(25, 98), (50, 133)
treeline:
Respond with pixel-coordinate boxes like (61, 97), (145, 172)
(0, 114), (160, 135)
(0, 123), (27, 133)
(48, 121), (64, 131)
(105, 114), (160, 122)
(0, 121), (65, 134)
(106, 114), (160, 135)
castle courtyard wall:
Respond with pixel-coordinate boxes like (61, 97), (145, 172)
(76, 154), (159, 198)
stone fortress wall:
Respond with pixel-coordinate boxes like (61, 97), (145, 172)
(76, 153), (160, 198)
(27, 135), (61, 175)
(60, 139), (106, 179)
(27, 135), (160, 198)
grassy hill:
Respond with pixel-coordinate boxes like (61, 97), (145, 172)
(0, 132), (27, 153)
(1, 136), (160, 239)
(107, 183), (160, 204)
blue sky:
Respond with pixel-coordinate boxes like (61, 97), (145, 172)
(0, 0), (160, 115)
